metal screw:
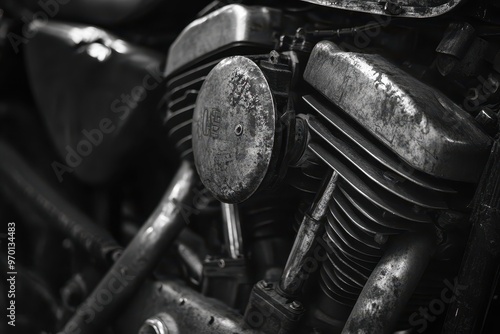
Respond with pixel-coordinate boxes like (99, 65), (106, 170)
(111, 249), (123, 262)
(295, 28), (306, 40)
(218, 259), (226, 268)
(139, 318), (169, 334)
(234, 124), (243, 136)
(487, 75), (499, 93)
(290, 300), (303, 311)
(269, 50), (280, 64)
(260, 280), (273, 290)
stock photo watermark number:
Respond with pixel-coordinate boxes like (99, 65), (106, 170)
(5, 222), (16, 327)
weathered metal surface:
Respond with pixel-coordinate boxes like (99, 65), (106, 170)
(165, 4), (281, 77)
(115, 279), (258, 334)
(436, 22), (476, 59)
(279, 170), (339, 296)
(244, 280), (305, 334)
(309, 143), (432, 223)
(342, 232), (436, 334)
(304, 41), (492, 183)
(325, 211), (382, 262)
(192, 56), (277, 203)
(302, 95), (456, 193)
(301, 0), (465, 18)
(62, 162), (197, 334)
(139, 313), (179, 334)
(331, 191), (402, 234)
(306, 115), (448, 209)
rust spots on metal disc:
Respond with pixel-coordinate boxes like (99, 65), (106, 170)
(192, 56), (276, 203)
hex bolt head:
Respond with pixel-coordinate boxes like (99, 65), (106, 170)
(138, 313), (178, 334)
(290, 300), (303, 311)
(139, 318), (169, 334)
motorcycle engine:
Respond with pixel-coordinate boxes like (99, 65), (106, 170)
(161, 3), (495, 333)
(3, 0), (500, 333)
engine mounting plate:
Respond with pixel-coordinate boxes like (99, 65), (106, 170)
(192, 56), (276, 203)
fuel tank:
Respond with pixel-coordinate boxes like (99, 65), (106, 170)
(25, 21), (164, 184)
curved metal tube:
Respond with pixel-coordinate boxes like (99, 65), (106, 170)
(342, 231), (436, 334)
(0, 141), (121, 267)
(62, 161), (197, 334)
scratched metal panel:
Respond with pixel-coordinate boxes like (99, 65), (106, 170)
(301, 0), (466, 18)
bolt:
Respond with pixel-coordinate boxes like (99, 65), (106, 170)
(259, 280), (273, 290)
(234, 124), (243, 136)
(111, 249), (123, 262)
(295, 28), (306, 40)
(467, 87), (480, 100)
(487, 75), (499, 94)
(290, 300), (303, 311)
(269, 50), (280, 64)
(218, 259), (225, 268)
(139, 314), (174, 334)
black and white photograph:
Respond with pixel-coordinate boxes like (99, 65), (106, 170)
(0, 0), (499, 333)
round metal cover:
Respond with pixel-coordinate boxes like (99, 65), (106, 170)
(192, 56), (276, 203)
